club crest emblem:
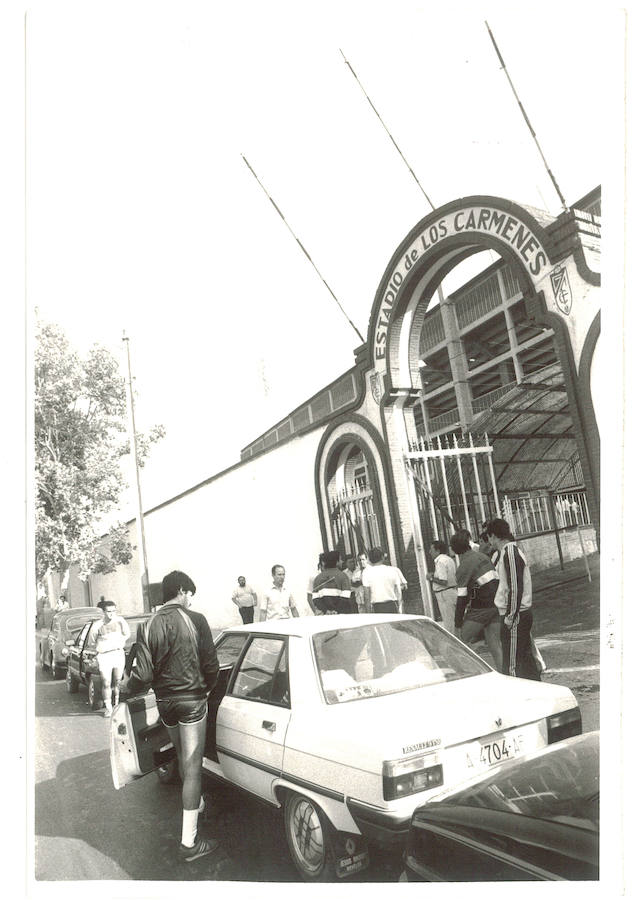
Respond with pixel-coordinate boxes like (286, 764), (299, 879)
(550, 265), (572, 316)
(370, 371), (383, 405)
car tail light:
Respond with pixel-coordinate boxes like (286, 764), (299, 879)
(547, 707), (582, 744)
(383, 753), (444, 801)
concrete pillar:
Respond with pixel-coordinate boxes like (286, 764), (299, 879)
(498, 269), (524, 382)
(382, 390), (430, 614)
(439, 291), (473, 428)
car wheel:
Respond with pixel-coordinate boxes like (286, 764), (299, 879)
(88, 675), (103, 710)
(65, 667), (79, 693)
(156, 759), (181, 785)
(284, 792), (336, 882)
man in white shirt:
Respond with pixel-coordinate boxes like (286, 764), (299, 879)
(231, 576), (257, 624)
(94, 600), (130, 716)
(362, 547), (403, 613)
(425, 540), (458, 635)
(257, 564), (299, 622)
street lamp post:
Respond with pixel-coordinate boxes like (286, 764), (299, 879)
(122, 332), (151, 613)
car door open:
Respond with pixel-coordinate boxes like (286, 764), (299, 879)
(111, 631), (250, 789)
(110, 691), (173, 789)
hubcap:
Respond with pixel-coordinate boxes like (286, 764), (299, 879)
(289, 798), (325, 874)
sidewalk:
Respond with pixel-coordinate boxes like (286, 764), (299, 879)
(532, 552), (599, 637)
(470, 552), (600, 731)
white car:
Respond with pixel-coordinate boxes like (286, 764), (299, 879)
(110, 614), (582, 881)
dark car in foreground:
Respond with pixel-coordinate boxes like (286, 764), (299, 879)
(38, 607), (104, 679)
(66, 614), (151, 709)
(402, 731), (599, 882)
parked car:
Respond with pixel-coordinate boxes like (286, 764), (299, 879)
(66, 614), (152, 709)
(38, 607), (104, 679)
(110, 614), (582, 882)
(402, 730), (599, 882)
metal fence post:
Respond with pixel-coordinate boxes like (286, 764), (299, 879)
(546, 491), (564, 571)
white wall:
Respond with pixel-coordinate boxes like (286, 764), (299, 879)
(81, 426), (328, 628)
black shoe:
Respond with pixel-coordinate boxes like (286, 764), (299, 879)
(178, 835), (219, 863)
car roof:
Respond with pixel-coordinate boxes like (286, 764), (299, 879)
(218, 613), (431, 638)
(56, 607), (103, 619)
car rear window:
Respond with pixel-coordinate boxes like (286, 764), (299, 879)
(64, 615), (101, 638)
(313, 619), (489, 704)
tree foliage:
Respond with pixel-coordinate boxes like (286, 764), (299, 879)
(35, 321), (165, 581)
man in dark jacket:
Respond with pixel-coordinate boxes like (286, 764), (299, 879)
(129, 570), (219, 863)
(312, 550), (358, 614)
(450, 531), (502, 673)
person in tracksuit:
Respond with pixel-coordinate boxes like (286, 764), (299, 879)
(450, 531), (502, 673)
(487, 518), (541, 681)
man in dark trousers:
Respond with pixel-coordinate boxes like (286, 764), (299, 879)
(312, 550), (358, 614)
(450, 531), (502, 673)
(128, 570), (220, 862)
(487, 519), (541, 681)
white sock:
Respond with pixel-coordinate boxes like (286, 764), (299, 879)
(181, 808), (199, 847)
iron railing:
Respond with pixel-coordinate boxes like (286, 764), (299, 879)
(502, 489), (591, 538)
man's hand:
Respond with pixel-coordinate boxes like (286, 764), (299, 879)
(504, 614), (516, 629)
(426, 573), (434, 583)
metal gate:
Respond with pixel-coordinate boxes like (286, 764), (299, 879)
(329, 485), (382, 556)
(404, 432), (500, 550)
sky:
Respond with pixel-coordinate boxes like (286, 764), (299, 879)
(25, 0), (617, 518)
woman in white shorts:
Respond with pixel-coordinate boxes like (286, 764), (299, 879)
(95, 601), (130, 716)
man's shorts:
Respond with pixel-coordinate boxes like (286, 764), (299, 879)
(97, 649), (125, 682)
(461, 606), (499, 642)
(157, 696), (208, 727)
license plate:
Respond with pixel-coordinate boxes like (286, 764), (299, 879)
(333, 834), (369, 878)
(464, 729), (529, 773)
(335, 850), (369, 878)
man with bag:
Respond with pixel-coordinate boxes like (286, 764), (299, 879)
(127, 570), (220, 863)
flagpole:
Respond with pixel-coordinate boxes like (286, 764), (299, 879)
(122, 332), (151, 613)
(485, 21), (568, 212)
(241, 155), (365, 344)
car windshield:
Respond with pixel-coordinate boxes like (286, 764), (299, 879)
(445, 736), (599, 830)
(313, 619), (490, 704)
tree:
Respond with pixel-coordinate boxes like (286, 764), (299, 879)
(35, 320), (165, 583)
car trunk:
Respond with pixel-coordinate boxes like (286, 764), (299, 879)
(284, 672), (577, 806)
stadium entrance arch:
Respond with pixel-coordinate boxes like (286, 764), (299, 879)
(367, 195), (600, 609)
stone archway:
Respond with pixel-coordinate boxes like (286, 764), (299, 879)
(365, 195), (600, 601)
(314, 415), (399, 564)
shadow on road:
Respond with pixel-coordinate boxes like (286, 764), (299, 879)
(35, 748), (401, 882)
(35, 743), (315, 881)
(35, 748), (238, 880)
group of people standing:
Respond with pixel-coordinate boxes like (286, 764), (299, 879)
(428, 518), (543, 681)
(228, 524), (541, 685)
(231, 566), (300, 623)
(231, 548), (408, 624)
